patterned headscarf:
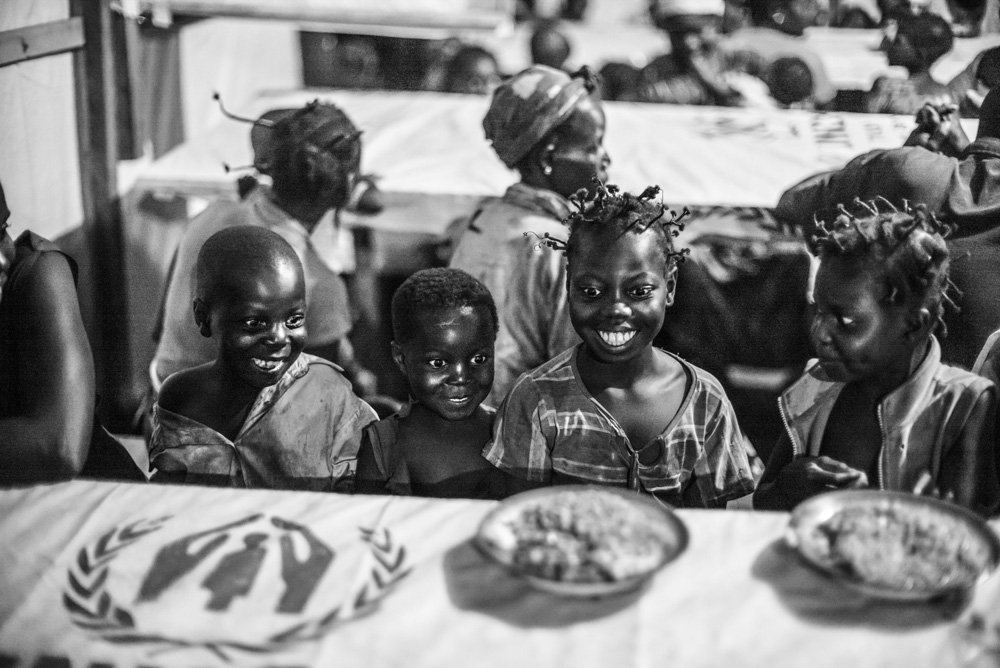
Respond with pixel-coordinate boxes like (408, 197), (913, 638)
(482, 65), (597, 169)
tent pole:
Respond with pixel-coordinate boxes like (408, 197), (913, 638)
(71, 0), (132, 429)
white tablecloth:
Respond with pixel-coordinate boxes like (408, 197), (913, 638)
(0, 480), (984, 668)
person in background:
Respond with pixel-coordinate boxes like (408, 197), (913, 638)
(448, 65), (610, 405)
(153, 100), (376, 397)
(946, 46), (1000, 117)
(598, 61), (643, 101)
(863, 12), (955, 115)
(356, 268), (505, 498)
(767, 56), (820, 107)
(722, 0), (836, 107)
(0, 180), (144, 484)
(775, 88), (1000, 369)
(640, 0), (765, 106)
(754, 205), (999, 517)
(944, 0), (988, 37)
(442, 45), (503, 95)
(486, 183), (756, 506)
(832, 0), (880, 27)
(150, 226), (377, 490)
(746, 0), (823, 35)
(530, 21), (572, 71)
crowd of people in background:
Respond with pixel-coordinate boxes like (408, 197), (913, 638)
(299, 0), (1000, 118)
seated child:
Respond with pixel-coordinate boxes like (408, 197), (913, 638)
(754, 204), (1000, 516)
(356, 268), (505, 498)
(485, 183), (757, 508)
(150, 226), (377, 491)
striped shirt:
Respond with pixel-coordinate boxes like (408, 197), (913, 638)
(484, 346), (756, 508)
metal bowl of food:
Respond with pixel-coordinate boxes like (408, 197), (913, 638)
(786, 489), (1000, 601)
(474, 485), (688, 598)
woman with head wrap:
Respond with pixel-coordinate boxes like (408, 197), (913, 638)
(448, 64), (610, 404)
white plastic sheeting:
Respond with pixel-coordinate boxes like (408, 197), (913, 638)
(0, 1), (83, 242)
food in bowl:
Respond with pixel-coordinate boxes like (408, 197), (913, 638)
(481, 488), (680, 584)
(802, 502), (989, 592)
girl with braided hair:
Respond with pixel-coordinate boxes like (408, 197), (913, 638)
(484, 183), (757, 507)
(754, 202), (1000, 516)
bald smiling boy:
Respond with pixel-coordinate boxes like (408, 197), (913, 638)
(149, 226), (377, 491)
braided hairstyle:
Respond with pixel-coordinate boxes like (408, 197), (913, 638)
(810, 199), (956, 334)
(529, 181), (689, 275)
(268, 101), (361, 207)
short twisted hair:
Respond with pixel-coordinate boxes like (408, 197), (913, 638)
(391, 268), (499, 344)
(558, 182), (689, 273)
(810, 200), (955, 333)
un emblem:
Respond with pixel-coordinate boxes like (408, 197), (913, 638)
(62, 513), (410, 661)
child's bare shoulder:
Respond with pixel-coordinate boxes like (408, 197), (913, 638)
(157, 364), (216, 417)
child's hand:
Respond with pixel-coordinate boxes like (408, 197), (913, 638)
(776, 455), (869, 506)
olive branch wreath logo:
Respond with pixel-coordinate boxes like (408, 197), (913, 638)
(63, 517), (411, 661)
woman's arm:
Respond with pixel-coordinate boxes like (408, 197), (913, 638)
(0, 252), (93, 482)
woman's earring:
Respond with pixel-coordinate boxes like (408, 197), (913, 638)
(543, 164), (553, 176)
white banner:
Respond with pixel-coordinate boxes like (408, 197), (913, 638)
(135, 90), (961, 229)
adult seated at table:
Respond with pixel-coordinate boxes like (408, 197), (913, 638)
(721, 0), (836, 108)
(152, 100), (376, 397)
(639, 0), (769, 107)
(861, 12), (956, 115)
(775, 88), (1000, 369)
(0, 180), (144, 484)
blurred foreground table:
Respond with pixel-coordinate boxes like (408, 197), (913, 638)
(0, 480), (977, 667)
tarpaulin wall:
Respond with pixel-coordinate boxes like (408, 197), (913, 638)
(0, 1), (83, 242)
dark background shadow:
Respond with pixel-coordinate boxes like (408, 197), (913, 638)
(751, 538), (972, 630)
(442, 540), (643, 628)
